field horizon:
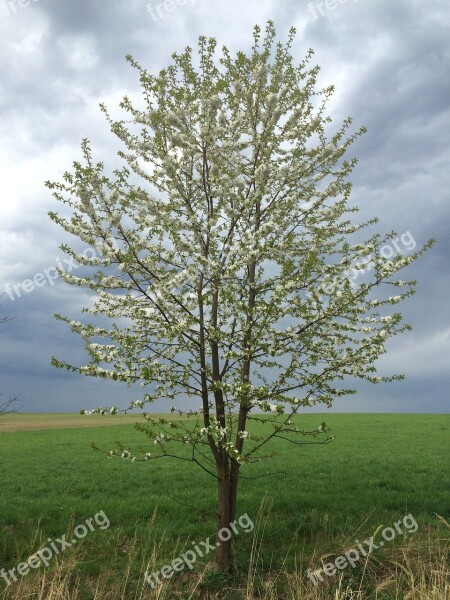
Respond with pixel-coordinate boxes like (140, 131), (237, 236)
(2, 411), (449, 432)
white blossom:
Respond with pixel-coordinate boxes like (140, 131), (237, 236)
(47, 25), (427, 491)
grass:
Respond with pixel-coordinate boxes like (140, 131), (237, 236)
(0, 413), (448, 598)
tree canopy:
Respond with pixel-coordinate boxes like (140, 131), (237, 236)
(46, 21), (432, 571)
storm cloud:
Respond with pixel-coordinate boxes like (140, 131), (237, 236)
(0, 0), (449, 413)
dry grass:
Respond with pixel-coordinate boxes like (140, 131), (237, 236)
(0, 413), (183, 433)
(1, 512), (448, 600)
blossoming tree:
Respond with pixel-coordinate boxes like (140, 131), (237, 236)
(46, 22), (432, 572)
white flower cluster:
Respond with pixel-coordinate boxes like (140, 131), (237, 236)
(199, 417), (228, 442)
(130, 399), (145, 409)
(223, 440), (243, 463)
(81, 405), (118, 416)
(121, 450), (136, 461)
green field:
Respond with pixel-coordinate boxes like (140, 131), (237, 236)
(0, 413), (448, 599)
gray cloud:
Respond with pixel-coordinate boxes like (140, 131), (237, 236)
(0, 0), (449, 413)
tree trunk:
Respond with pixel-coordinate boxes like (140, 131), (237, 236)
(214, 459), (239, 571)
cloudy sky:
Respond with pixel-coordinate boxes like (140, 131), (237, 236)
(0, 0), (449, 414)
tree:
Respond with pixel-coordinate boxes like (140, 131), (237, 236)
(46, 21), (432, 572)
(0, 393), (21, 417)
(0, 299), (22, 417)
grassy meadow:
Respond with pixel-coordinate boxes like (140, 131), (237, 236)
(0, 413), (448, 599)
